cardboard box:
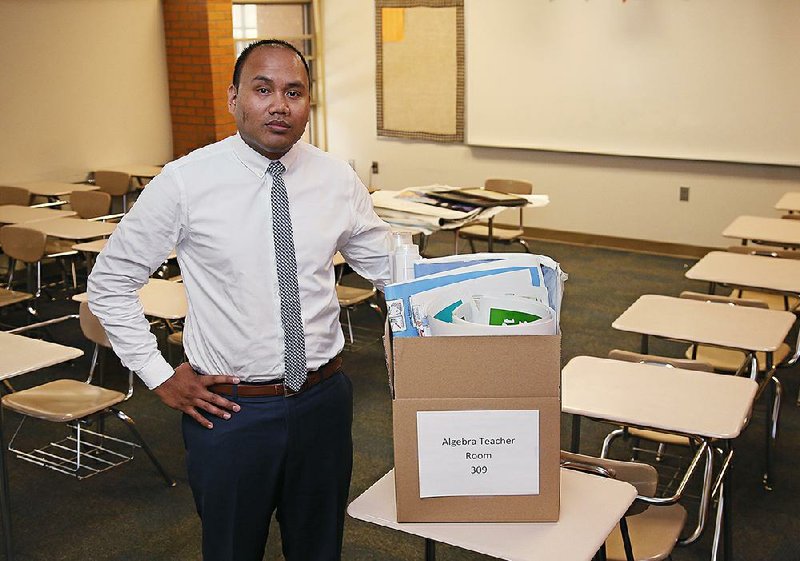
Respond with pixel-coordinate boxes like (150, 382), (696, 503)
(385, 329), (561, 522)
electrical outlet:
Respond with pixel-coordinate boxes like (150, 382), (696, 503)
(679, 186), (690, 202)
(371, 161), (379, 174)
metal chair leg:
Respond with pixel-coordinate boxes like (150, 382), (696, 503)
(0, 407), (15, 561)
(763, 375), (781, 490)
(711, 482), (724, 561)
(112, 409), (176, 487)
(600, 428), (626, 458)
(6, 258), (15, 288)
(345, 308), (354, 343)
(619, 517), (635, 561)
(770, 375), (782, 440)
(679, 442), (714, 545)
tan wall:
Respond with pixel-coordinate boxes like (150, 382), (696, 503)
(323, 0), (800, 248)
(0, 0), (172, 184)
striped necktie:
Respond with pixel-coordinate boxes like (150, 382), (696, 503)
(268, 160), (307, 391)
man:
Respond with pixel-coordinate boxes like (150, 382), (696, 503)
(88, 39), (390, 561)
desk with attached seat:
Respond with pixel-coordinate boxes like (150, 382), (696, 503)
(0, 332), (84, 561)
(348, 468), (636, 561)
(14, 181), (99, 203)
(612, 294), (794, 490)
(563, 355), (758, 561)
(22, 217), (116, 242)
(686, 251), (800, 299)
(73, 278), (187, 321)
(723, 215), (800, 248)
(0, 205), (76, 226)
(774, 192), (800, 214)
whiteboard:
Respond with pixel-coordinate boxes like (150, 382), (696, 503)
(465, 0), (800, 166)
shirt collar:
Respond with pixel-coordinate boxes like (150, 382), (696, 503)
(232, 133), (302, 178)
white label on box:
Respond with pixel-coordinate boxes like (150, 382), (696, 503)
(416, 410), (540, 498)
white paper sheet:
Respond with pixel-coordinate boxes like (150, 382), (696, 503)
(416, 410), (540, 497)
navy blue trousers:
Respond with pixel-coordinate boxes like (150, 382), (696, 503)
(182, 372), (353, 561)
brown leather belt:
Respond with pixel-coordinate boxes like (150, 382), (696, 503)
(209, 356), (343, 398)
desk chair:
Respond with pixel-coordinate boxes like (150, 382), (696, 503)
(0, 288), (34, 332)
(333, 253), (384, 344)
(0, 186), (31, 207)
(0, 289), (32, 311)
(458, 179), (532, 253)
(603, 350), (716, 547)
(68, 191), (120, 281)
(724, 245), (800, 311)
(94, 170), (134, 213)
(681, 291), (794, 373)
(605, 350), (714, 456)
(561, 451), (689, 561)
(1, 226), (48, 314)
(1, 302), (174, 485)
(337, 285), (384, 344)
(679, 291), (791, 445)
(166, 330), (184, 365)
(69, 190), (112, 220)
(0, 226), (78, 305)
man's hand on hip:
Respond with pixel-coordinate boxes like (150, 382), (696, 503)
(154, 362), (241, 429)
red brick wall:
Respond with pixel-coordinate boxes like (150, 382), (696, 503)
(163, 0), (237, 159)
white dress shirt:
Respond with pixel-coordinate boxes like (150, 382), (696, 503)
(88, 134), (391, 389)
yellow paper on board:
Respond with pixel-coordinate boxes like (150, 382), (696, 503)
(382, 8), (405, 42)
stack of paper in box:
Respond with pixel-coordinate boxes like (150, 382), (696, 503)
(384, 253), (566, 338)
(383, 253), (567, 523)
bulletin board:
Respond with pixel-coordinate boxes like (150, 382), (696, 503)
(376, 0), (464, 143)
(464, 1), (800, 166)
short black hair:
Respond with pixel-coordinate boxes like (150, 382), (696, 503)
(232, 39), (311, 89)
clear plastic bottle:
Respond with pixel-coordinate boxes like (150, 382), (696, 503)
(389, 231), (420, 283)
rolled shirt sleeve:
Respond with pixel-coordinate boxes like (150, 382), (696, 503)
(87, 167), (185, 389)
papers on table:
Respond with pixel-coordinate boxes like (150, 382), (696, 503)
(426, 188), (528, 208)
(371, 185), (550, 234)
(372, 186), (481, 233)
(384, 253), (566, 337)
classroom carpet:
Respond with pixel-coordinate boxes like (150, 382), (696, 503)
(0, 233), (797, 561)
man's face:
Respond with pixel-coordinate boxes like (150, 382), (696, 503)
(227, 46), (311, 159)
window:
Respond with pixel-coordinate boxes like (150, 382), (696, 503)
(232, 1), (326, 149)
